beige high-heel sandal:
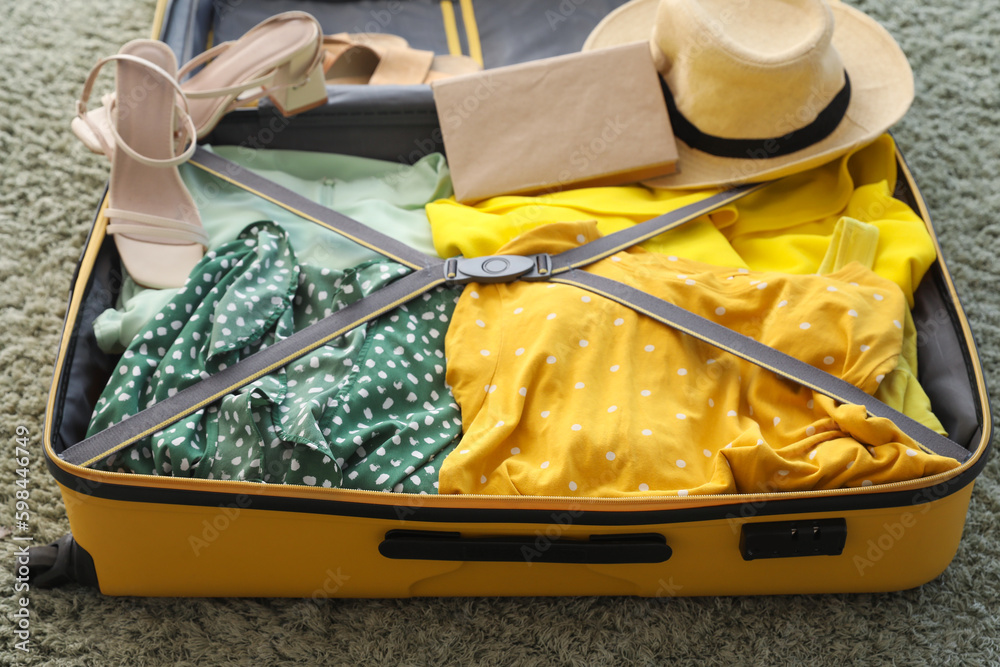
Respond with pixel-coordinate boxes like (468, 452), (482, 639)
(76, 40), (208, 290)
(322, 33), (481, 85)
(72, 11), (326, 156)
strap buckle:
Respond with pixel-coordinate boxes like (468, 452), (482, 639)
(444, 254), (552, 285)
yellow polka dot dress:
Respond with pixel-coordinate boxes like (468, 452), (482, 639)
(438, 222), (960, 497)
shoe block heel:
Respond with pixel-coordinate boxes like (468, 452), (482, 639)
(269, 54), (327, 116)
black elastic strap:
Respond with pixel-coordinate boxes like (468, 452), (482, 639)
(551, 270), (970, 462)
(662, 73), (852, 160)
(60, 267), (446, 467)
(188, 147), (438, 271)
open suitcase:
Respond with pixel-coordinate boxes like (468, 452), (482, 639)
(33, 0), (992, 596)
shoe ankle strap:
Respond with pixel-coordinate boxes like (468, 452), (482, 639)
(105, 208), (210, 246)
(178, 12), (325, 104)
(177, 41), (276, 98)
(76, 52), (197, 167)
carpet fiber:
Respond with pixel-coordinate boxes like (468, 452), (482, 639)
(1, 0), (998, 664)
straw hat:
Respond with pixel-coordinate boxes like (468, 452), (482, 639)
(583, 0), (913, 189)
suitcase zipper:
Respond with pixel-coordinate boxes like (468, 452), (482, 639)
(60, 460), (974, 508)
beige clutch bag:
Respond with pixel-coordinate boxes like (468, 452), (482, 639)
(432, 42), (678, 204)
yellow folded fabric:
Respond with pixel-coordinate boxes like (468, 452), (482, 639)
(817, 216), (881, 276)
(428, 134), (944, 438)
(438, 222), (958, 497)
(428, 185), (746, 267)
(816, 216), (945, 435)
(427, 134), (935, 306)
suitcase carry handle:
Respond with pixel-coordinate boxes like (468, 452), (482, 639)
(379, 529), (671, 564)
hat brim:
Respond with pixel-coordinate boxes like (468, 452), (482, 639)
(583, 0), (914, 189)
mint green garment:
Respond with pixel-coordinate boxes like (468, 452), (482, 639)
(183, 145), (450, 267)
(92, 147), (452, 352)
(93, 278), (177, 353)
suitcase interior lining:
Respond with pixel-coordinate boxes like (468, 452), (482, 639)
(163, 0), (640, 162)
(204, 0), (635, 69)
(212, 0), (455, 59)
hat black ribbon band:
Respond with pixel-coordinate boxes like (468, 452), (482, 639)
(661, 73), (852, 160)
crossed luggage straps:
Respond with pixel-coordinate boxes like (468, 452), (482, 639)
(60, 148), (970, 469)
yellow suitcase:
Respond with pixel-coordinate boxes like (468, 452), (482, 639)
(31, 0), (992, 597)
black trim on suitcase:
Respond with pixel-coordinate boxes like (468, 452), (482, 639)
(44, 449), (986, 526)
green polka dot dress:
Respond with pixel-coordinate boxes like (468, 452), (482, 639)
(88, 222), (462, 493)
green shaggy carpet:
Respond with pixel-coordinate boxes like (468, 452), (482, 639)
(1, 0), (998, 664)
